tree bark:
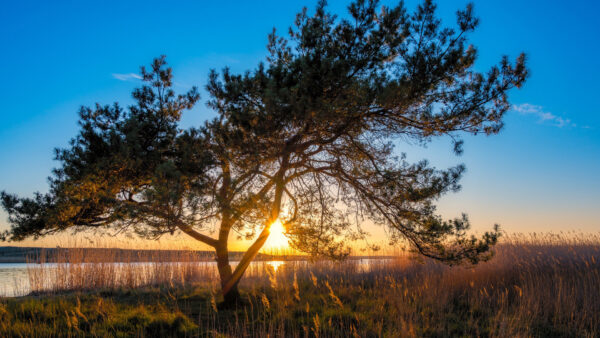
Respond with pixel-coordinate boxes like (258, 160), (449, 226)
(216, 245), (241, 307)
(221, 226), (271, 297)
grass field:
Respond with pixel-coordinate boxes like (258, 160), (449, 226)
(0, 233), (598, 337)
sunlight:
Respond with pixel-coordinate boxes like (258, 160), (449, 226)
(263, 219), (289, 251)
(267, 261), (285, 272)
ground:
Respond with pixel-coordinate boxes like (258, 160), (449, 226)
(1, 240), (598, 337)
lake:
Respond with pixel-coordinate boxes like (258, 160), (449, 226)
(0, 258), (388, 297)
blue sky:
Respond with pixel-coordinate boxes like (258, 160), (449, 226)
(1, 0), (599, 247)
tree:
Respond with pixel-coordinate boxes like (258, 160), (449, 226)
(1, 0), (527, 305)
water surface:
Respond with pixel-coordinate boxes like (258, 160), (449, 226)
(0, 258), (388, 297)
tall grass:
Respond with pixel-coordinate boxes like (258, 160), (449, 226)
(1, 232), (598, 337)
(26, 248), (219, 293)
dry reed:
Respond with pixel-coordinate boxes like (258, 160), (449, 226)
(1, 232), (598, 337)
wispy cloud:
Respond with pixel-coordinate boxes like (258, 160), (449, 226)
(112, 73), (142, 81)
(512, 103), (575, 128)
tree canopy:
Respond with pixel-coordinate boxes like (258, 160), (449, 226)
(1, 0), (527, 302)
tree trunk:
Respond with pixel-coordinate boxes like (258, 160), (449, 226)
(216, 170), (286, 308)
(220, 176), (286, 302)
(221, 226), (271, 297)
(216, 246), (240, 307)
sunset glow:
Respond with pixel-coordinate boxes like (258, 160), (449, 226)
(263, 219), (289, 251)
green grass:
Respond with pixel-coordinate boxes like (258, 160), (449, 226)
(0, 289), (197, 337)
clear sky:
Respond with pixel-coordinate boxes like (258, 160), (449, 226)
(1, 0), (598, 249)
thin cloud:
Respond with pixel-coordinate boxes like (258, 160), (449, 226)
(112, 73), (142, 81)
(512, 103), (575, 128)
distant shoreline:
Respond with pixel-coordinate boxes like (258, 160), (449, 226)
(0, 246), (393, 264)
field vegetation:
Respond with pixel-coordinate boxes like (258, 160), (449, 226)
(0, 233), (598, 337)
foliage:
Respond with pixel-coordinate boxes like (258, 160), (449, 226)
(1, 56), (206, 241)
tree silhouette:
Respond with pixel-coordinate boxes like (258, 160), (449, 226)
(1, 0), (527, 305)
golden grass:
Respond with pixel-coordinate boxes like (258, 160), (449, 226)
(1, 232), (598, 336)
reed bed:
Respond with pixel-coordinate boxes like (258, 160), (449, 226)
(26, 249), (219, 294)
(0, 232), (598, 337)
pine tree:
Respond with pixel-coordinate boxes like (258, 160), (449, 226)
(2, 0), (527, 305)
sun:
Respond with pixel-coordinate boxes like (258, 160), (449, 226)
(263, 219), (289, 251)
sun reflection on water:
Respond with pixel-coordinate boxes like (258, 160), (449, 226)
(267, 260), (285, 272)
